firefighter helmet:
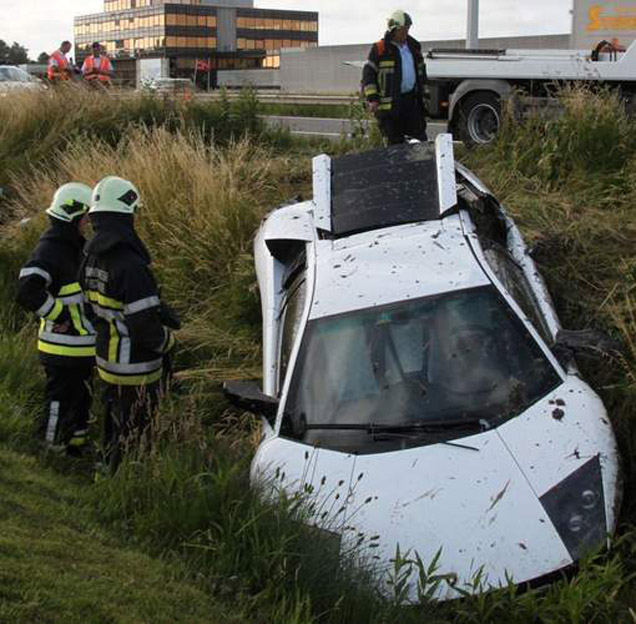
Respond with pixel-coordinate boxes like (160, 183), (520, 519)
(387, 10), (413, 31)
(46, 182), (92, 222)
(90, 176), (141, 215)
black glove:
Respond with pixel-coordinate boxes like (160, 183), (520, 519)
(159, 302), (181, 330)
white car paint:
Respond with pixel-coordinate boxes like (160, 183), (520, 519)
(244, 136), (621, 601)
(0, 66), (43, 94)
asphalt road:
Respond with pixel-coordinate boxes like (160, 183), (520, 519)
(262, 115), (448, 140)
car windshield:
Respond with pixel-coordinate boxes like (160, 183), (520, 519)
(283, 286), (561, 453)
(0, 67), (31, 82)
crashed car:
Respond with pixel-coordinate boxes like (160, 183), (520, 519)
(225, 136), (622, 600)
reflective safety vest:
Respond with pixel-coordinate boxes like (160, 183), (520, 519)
(47, 50), (71, 82)
(82, 55), (113, 84)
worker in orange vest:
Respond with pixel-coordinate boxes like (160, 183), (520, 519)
(47, 41), (73, 83)
(81, 42), (114, 87)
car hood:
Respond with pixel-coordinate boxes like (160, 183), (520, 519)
(252, 377), (620, 600)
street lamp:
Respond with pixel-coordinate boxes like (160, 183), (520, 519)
(467, 0), (479, 49)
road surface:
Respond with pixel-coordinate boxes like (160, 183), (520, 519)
(262, 115), (448, 140)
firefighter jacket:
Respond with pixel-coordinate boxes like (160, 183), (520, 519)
(80, 213), (172, 387)
(362, 33), (427, 117)
(16, 219), (96, 366)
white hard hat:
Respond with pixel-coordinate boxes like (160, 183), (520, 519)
(388, 10), (413, 31)
(90, 176), (141, 215)
(46, 182), (92, 222)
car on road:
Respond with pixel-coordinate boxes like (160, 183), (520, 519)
(0, 65), (43, 94)
(225, 136), (622, 600)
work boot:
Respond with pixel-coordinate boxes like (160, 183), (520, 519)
(66, 428), (90, 458)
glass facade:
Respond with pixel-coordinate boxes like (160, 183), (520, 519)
(75, 1), (318, 72)
(104, 0), (206, 10)
(235, 7), (318, 66)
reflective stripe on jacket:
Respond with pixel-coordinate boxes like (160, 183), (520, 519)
(16, 221), (96, 362)
(82, 55), (113, 84)
(80, 214), (170, 387)
(47, 50), (71, 81)
(362, 34), (427, 116)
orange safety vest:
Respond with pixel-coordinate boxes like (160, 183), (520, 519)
(82, 55), (113, 84)
(47, 50), (71, 81)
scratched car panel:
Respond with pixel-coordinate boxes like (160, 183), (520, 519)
(233, 136), (621, 600)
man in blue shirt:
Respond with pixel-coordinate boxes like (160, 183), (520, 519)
(362, 10), (428, 144)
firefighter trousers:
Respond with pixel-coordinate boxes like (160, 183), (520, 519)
(41, 363), (93, 449)
(378, 90), (427, 145)
(102, 381), (160, 472)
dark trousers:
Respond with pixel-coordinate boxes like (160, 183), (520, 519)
(378, 90), (428, 145)
(102, 381), (160, 472)
(41, 363), (93, 447)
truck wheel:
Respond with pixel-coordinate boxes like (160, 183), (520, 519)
(457, 92), (501, 147)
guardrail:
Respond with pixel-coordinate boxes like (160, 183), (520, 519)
(114, 88), (357, 106)
(197, 91), (356, 105)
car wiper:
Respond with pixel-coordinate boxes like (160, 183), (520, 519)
(300, 417), (489, 433)
(301, 423), (378, 431)
(370, 430), (481, 452)
(374, 416), (490, 431)
(299, 421), (482, 451)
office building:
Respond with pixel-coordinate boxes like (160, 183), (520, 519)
(74, 0), (318, 85)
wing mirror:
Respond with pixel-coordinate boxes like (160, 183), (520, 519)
(223, 380), (279, 425)
(552, 329), (622, 367)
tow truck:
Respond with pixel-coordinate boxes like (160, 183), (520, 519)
(427, 39), (636, 145)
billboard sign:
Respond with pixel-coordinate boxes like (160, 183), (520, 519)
(572, 1), (636, 50)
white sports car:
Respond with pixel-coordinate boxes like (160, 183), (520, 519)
(225, 136), (622, 600)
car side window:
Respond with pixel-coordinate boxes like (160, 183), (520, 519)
(278, 278), (307, 395)
(483, 245), (553, 345)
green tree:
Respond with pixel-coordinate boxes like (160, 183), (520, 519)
(0, 40), (30, 64)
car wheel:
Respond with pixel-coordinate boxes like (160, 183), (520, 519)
(457, 92), (501, 147)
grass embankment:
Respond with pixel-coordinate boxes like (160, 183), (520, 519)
(0, 448), (233, 624)
(0, 87), (635, 622)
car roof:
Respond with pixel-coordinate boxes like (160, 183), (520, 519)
(312, 137), (457, 237)
(309, 212), (491, 320)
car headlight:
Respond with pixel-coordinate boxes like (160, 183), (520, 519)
(539, 454), (607, 561)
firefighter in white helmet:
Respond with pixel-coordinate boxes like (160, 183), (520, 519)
(362, 10), (428, 144)
(80, 176), (178, 471)
(16, 183), (96, 454)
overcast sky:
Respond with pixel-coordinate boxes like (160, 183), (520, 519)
(1, 0), (573, 59)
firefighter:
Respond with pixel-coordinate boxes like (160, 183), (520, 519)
(16, 183), (96, 454)
(80, 176), (176, 471)
(81, 42), (114, 88)
(47, 41), (73, 83)
(362, 10), (428, 144)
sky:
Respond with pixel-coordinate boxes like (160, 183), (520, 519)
(0, 0), (573, 60)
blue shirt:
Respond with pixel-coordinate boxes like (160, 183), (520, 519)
(398, 42), (416, 93)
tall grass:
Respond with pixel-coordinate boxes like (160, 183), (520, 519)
(1, 126), (310, 375)
(495, 85), (636, 183)
(1, 87), (635, 622)
(0, 86), (279, 223)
